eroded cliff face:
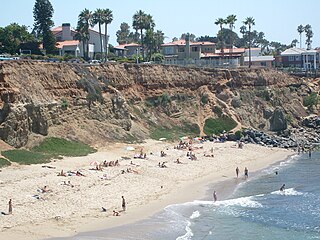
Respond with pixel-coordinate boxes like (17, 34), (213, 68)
(0, 61), (318, 148)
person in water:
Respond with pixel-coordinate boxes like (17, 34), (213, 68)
(280, 184), (285, 191)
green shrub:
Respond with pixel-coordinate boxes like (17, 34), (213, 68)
(303, 92), (318, 109)
(2, 150), (51, 165)
(0, 158), (11, 168)
(212, 106), (223, 117)
(150, 123), (200, 141)
(204, 116), (237, 135)
(201, 94), (209, 105)
(32, 137), (96, 157)
(61, 98), (69, 109)
(235, 130), (243, 139)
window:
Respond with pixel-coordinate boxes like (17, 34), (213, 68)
(178, 47), (185, 52)
(192, 47), (198, 52)
(288, 56), (295, 61)
(163, 47), (174, 55)
(295, 55), (300, 61)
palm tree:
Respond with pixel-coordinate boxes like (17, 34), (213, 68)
(226, 15), (237, 57)
(133, 10), (155, 60)
(76, 9), (92, 60)
(102, 8), (113, 62)
(291, 39), (298, 48)
(133, 10), (147, 45)
(240, 25), (247, 37)
(215, 18), (227, 56)
(297, 25), (304, 48)
(243, 17), (255, 68)
(92, 8), (104, 60)
(304, 24), (313, 50)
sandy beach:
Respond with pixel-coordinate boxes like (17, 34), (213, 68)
(0, 139), (293, 240)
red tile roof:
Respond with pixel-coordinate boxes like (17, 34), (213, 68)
(56, 40), (80, 49)
(161, 40), (215, 47)
(114, 43), (141, 49)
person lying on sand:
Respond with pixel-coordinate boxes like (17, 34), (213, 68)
(204, 153), (214, 157)
(38, 185), (52, 193)
(160, 151), (166, 157)
(76, 171), (85, 176)
(161, 162), (167, 168)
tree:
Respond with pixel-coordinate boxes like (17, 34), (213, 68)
(133, 10), (147, 50)
(180, 33), (196, 42)
(132, 10), (155, 59)
(144, 29), (164, 59)
(304, 24), (313, 50)
(33, 0), (56, 54)
(0, 23), (36, 54)
(92, 9), (104, 60)
(215, 18), (227, 55)
(226, 14), (237, 55)
(297, 25), (304, 48)
(76, 9), (92, 60)
(291, 39), (298, 48)
(196, 35), (218, 43)
(243, 17), (255, 68)
(102, 8), (113, 62)
(116, 22), (131, 44)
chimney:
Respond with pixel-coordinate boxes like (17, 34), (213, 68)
(62, 23), (72, 41)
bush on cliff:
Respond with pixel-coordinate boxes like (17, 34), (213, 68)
(204, 116), (237, 136)
(2, 138), (96, 165)
(303, 92), (318, 110)
(0, 158), (11, 168)
(32, 137), (96, 157)
(2, 150), (51, 165)
(150, 123), (200, 141)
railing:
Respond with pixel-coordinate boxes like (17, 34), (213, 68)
(163, 58), (240, 68)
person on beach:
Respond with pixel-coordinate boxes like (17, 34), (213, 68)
(236, 167), (239, 178)
(309, 149), (312, 158)
(213, 191), (217, 202)
(122, 196), (126, 211)
(280, 184), (285, 191)
(244, 167), (249, 178)
(8, 199), (12, 214)
(113, 210), (120, 216)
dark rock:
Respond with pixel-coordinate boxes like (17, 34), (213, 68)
(270, 108), (287, 131)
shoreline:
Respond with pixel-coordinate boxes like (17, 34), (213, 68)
(0, 140), (294, 240)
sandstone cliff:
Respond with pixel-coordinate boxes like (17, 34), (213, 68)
(0, 61), (318, 148)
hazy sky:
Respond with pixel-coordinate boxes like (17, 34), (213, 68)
(1, 0), (320, 47)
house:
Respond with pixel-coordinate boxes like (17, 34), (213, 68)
(161, 39), (215, 63)
(280, 47), (319, 69)
(244, 56), (275, 67)
(161, 39), (245, 67)
(243, 47), (275, 67)
(113, 43), (141, 58)
(52, 23), (106, 59)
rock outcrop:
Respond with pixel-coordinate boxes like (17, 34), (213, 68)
(0, 61), (318, 148)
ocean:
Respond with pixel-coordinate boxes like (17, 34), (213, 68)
(56, 152), (320, 240)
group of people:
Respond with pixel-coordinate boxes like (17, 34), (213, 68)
(235, 167), (249, 178)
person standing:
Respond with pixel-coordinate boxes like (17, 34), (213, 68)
(244, 167), (249, 179)
(8, 199), (12, 214)
(122, 196), (126, 211)
(236, 167), (239, 178)
(213, 191), (217, 202)
(280, 184), (285, 191)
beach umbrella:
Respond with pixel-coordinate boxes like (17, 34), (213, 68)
(90, 160), (100, 166)
(126, 146), (135, 151)
(159, 138), (167, 141)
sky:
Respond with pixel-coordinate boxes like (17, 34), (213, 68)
(1, 0), (320, 48)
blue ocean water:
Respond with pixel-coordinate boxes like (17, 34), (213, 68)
(57, 152), (320, 240)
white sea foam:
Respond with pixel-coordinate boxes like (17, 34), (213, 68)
(192, 196), (263, 208)
(190, 210), (200, 219)
(176, 220), (193, 240)
(271, 188), (304, 196)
